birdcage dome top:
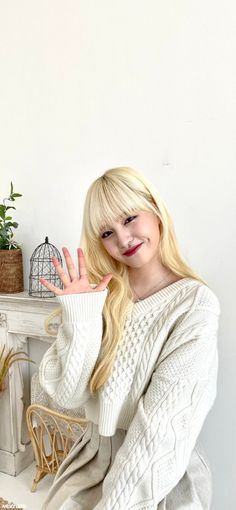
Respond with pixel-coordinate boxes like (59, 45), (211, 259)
(30, 236), (62, 260)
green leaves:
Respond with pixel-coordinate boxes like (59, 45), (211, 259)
(0, 182), (22, 250)
(8, 182), (22, 202)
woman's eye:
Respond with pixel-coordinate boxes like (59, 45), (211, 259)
(101, 216), (137, 239)
(125, 215), (136, 224)
(101, 231), (112, 239)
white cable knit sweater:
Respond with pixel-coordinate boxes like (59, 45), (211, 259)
(39, 277), (220, 509)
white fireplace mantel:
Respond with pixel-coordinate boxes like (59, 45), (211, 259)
(0, 291), (60, 476)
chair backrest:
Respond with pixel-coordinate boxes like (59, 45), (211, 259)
(26, 403), (88, 476)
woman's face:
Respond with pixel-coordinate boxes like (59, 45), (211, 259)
(100, 210), (161, 268)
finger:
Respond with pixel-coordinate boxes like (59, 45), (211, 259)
(77, 248), (88, 278)
(52, 256), (71, 286)
(62, 247), (77, 280)
(40, 278), (63, 296)
(96, 273), (113, 291)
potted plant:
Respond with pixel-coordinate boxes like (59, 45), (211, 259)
(0, 182), (24, 293)
(0, 344), (35, 393)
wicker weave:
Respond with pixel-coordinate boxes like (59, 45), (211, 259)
(26, 404), (88, 492)
(26, 373), (88, 491)
(0, 249), (23, 293)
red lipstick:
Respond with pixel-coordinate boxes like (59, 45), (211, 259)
(123, 243), (143, 256)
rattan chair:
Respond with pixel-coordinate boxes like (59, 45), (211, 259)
(26, 372), (88, 491)
(26, 403), (88, 492)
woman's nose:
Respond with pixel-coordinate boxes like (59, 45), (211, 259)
(117, 229), (134, 250)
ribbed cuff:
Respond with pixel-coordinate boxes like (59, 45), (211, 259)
(56, 288), (108, 323)
(99, 399), (122, 437)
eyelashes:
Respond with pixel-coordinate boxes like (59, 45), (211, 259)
(101, 215), (137, 239)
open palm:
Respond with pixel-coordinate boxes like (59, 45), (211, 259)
(40, 247), (112, 296)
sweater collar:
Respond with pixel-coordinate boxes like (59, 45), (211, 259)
(131, 277), (200, 317)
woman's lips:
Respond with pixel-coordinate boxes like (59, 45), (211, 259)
(124, 243), (143, 256)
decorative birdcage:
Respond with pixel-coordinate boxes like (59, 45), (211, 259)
(29, 237), (63, 298)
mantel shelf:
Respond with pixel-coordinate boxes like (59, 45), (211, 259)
(0, 290), (57, 303)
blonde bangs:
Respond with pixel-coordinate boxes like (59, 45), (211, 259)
(85, 173), (155, 240)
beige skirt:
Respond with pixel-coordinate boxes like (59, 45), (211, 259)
(41, 421), (212, 510)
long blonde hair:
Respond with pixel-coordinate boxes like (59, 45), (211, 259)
(45, 167), (206, 397)
(79, 167), (206, 396)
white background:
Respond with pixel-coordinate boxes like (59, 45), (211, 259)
(0, 1), (235, 508)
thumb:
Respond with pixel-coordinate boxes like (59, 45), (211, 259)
(104, 273), (113, 285)
(97, 273), (113, 291)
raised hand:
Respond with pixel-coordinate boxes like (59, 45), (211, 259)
(39, 247), (113, 296)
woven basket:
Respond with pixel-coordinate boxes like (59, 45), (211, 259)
(0, 249), (24, 293)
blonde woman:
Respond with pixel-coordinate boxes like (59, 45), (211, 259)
(39, 167), (220, 510)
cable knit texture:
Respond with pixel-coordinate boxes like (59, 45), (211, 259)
(39, 278), (220, 509)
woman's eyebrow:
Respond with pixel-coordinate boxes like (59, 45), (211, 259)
(100, 215), (126, 232)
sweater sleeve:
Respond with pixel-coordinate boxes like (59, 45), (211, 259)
(94, 287), (220, 510)
(39, 288), (108, 409)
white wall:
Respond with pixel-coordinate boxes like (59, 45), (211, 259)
(0, 1), (235, 508)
